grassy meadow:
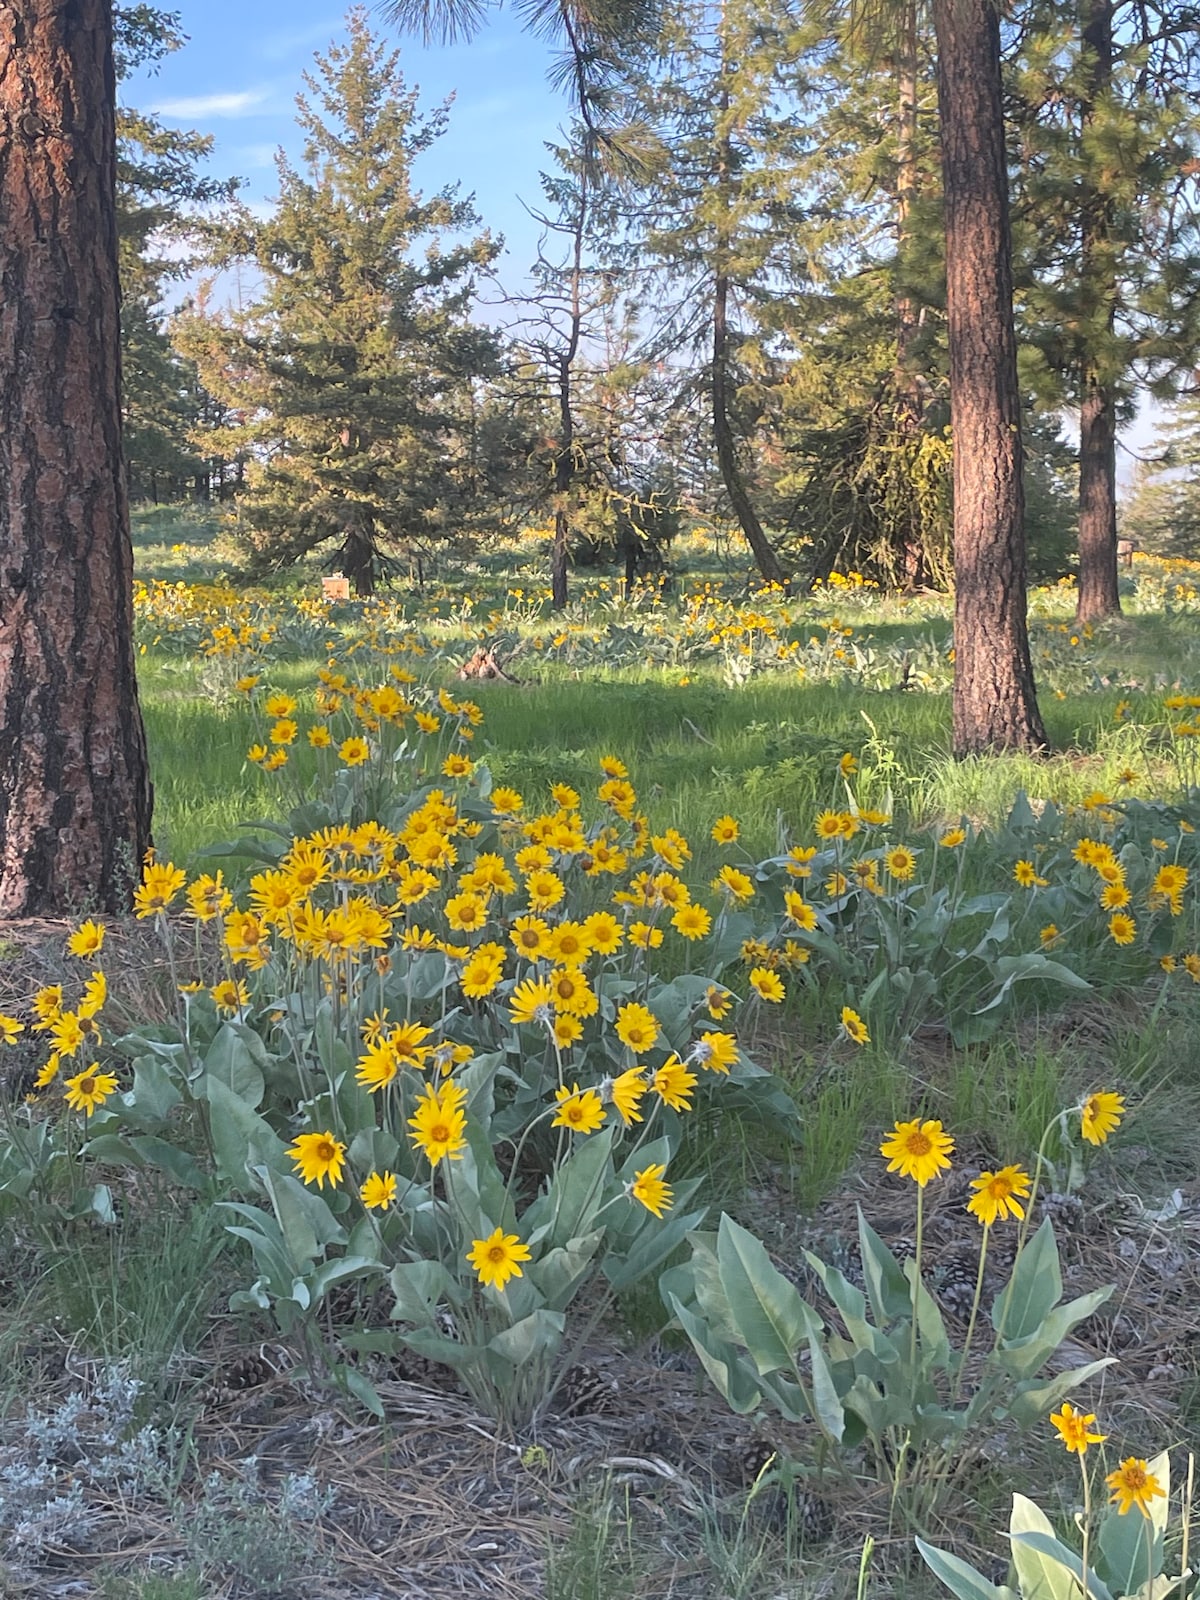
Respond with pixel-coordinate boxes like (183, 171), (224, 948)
(0, 506), (1198, 1599)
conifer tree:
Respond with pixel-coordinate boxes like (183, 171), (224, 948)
(1120, 397), (1200, 559)
(615, 0), (814, 585)
(115, 6), (238, 500)
(175, 9), (500, 593)
(1011, 0), (1200, 620)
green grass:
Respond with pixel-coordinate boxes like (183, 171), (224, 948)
(42, 1196), (230, 1394)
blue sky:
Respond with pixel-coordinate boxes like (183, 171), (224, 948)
(124, 2), (568, 292)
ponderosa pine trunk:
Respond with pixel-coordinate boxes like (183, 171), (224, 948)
(932, 0), (1048, 753)
(1075, 0), (1121, 623)
(0, 0), (153, 915)
(1077, 379), (1120, 620)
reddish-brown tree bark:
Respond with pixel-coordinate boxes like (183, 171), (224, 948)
(932, 0), (1048, 753)
(1077, 378), (1121, 621)
(0, 0), (153, 914)
(1075, 0), (1121, 624)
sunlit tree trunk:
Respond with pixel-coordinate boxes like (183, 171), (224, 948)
(933, 0), (1048, 752)
(1075, 0), (1121, 623)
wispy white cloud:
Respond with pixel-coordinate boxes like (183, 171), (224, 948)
(149, 89), (271, 119)
(257, 18), (344, 61)
(234, 143), (280, 169)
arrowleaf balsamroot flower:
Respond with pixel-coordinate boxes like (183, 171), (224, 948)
(711, 865), (754, 901)
(288, 1130), (346, 1189)
(509, 976), (554, 1026)
(67, 920), (106, 958)
(840, 1006), (870, 1045)
(615, 1002), (660, 1054)
(885, 845), (917, 881)
(966, 1164), (1031, 1226)
(1107, 1457), (1165, 1517)
(210, 979), (250, 1016)
(607, 1066), (647, 1126)
(629, 1162), (673, 1218)
(671, 902), (712, 940)
(1108, 912), (1137, 945)
(407, 1083), (468, 1167)
(63, 1065), (118, 1116)
(749, 967), (785, 1003)
(133, 860), (187, 918)
(552, 1084), (606, 1134)
(1049, 1403), (1106, 1456)
(652, 1054), (698, 1111)
(1081, 1090), (1125, 1146)
(467, 1228), (531, 1292)
(880, 1118), (954, 1186)
(360, 1171), (397, 1210)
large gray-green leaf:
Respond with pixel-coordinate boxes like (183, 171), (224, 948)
(858, 1208), (911, 1323)
(667, 1293), (764, 1414)
(1005, 1358), (1117, 1428)
(389, 1259), (454, 1326)
(526, 1126), (613, 1249)
(129, 1055), (182, 1123)
(994, 1287), (1113, 1379)
(604, 1205), (706, 1293)
(1096, 1503), (1162, 1599)
(488, 1309), (565, 1366)
(255, 1165), (344, 1271)
(806, 1331), (845, 1443)
(916, 1536), (1014, 1600)
(804, 1251), (898, 1364)
(202, 1023), (267, 1107)
(204, 1076), (285, 1183)
(1011, 1534), (1114, 1600)
(82, 1133), (206, 1192)
(528, 1231), (603, 1311)
(992, 1219), (1061, 1340)
(1009, 1495), (1078, 1600)
(905, 1259), (951, 1370)
(716, 1214), (819, 1376)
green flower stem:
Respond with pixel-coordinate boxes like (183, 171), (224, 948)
(1016, 1108), (1069, 1256)
(1180, 1450), (1194, 1600)
(855, 1534), (874, 1600)
(911, 1182), (924, 1378)
(1080, 1453), (1093, 1600)
(954, 1223), (989, 1401)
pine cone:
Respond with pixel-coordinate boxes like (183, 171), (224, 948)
(934, 1252), (979, 1322)
(388, 1348), (459, 1389)
(557, 1362), (619, 1416)
(208, 1351), (275, 1404)
(1038, 1191), (1084, 1232)
(715, 1436), (779, 1485)
(625, 1420), (683, 1460)
(795, 1490), (836, 1543)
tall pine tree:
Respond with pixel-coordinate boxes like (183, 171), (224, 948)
(1010, 0), (1200, 620)
(116, 6), (238, 501)
(176, 9), (499, 593)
